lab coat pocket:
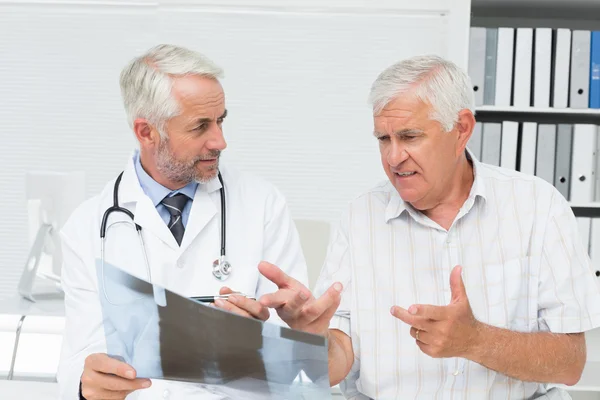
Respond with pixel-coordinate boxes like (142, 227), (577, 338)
(479, 256), (540, 331)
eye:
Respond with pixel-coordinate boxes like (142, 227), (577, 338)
(194, 124), (207, 132)
(377, 135), (390, 142)
(217, 117), (225, 125)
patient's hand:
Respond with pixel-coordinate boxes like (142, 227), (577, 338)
(391, 265), (480, 358)
(258, 261), (342, 336)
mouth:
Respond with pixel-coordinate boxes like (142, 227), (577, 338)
(196, 158), (218, 164)
(394, 171), (417, 177)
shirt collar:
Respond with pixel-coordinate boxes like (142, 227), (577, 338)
(133, 149), (198, 206)
(467, 148), (487, 204)
(384, 148), (487, 223)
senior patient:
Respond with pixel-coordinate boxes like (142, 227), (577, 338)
(258, 54), (600, 399)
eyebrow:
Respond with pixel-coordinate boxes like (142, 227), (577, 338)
(373, 128), (424, 137)
(193, 109), (228, 126)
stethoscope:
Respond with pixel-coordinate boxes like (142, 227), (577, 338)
(99, 171), (232, 284)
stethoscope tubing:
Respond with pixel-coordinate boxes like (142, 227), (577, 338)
(100, 170), (229, 288)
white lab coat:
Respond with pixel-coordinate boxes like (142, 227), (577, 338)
(57, 152), (308, 400)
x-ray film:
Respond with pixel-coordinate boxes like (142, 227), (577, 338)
(95, 260), (331, 399)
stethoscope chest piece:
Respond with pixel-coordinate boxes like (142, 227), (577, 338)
(212, 256), (232, 281)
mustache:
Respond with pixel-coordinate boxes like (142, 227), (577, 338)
(193, 150), (221, 163)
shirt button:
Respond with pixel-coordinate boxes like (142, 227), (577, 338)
(453, 370), (460, 376)
(163, 389), (170, 398)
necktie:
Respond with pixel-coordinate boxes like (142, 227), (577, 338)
(161, 193), (190, 246)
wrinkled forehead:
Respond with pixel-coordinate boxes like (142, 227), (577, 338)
(375, 93), (430, 115)
(373, 97), (433, 130)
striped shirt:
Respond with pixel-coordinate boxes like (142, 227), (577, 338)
(315, 154), (600, 399)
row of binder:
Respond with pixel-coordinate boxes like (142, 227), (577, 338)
(579, 216), (600, 278)
(469, 122), (600, 202)
(469, 27), (600, 108)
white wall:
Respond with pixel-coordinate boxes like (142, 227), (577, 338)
(0, 0), (470, 295)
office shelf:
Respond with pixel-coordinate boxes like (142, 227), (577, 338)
(570, 203), (600, 218)
(471, 0), (600, 31)
(471, 3), (600, 394)
(569, 203), (600, 208)
(475, 106), (600, 125)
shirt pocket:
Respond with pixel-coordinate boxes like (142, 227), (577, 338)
(478, 255), (540, 331)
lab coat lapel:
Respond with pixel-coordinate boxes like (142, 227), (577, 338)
(134, 195), (179, 249)
(179, 175), (220, 252)
(118, 154), (180, 250)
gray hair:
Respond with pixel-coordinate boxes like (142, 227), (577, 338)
(368, 55), (475, 132)
(119, 44), (224, 137)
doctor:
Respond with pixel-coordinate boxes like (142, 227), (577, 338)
(57, 44), (308, 400)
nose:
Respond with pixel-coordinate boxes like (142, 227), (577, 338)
(387, 141), (409, 167)
(207, 124), (227, 152)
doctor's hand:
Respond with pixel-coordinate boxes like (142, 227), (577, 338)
(258, 261), (343, 337)
(390, 265), (482, 359)
(214, 286), (270, 321)
(80, 353), (151, 400)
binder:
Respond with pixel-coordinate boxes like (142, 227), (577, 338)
(535, 124), (557, 184)
(578, 217), (592, 255)
(533, 28), (553, 107)
(554, 124), (573, 200)
(595, 126), (600, 201)
(484, 28), (498, 105)
(514, 28), (534, 107)
(469, 122), (483, 160)
(519, 122), (538, 175)
(570, 124), (597, 202)
(469, 27), (487, 106)
(500, 121), (518, 170)
(570, 31), (592, 108)
(590, 31), (600, 109)
(553, 29), (572, 108)
(481, 123), (502, 166)
(495, 28), (515, 106)
(590, 219), (600, 278)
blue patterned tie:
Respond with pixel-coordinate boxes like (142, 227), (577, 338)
(161, 193), (189, 245)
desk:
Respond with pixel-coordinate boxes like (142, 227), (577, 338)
(0, 291), (64, 318)
(0, 379), (58, 399)
(0, 291), (64, 379)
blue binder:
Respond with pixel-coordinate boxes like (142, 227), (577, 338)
(590, 31), (600, 109)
